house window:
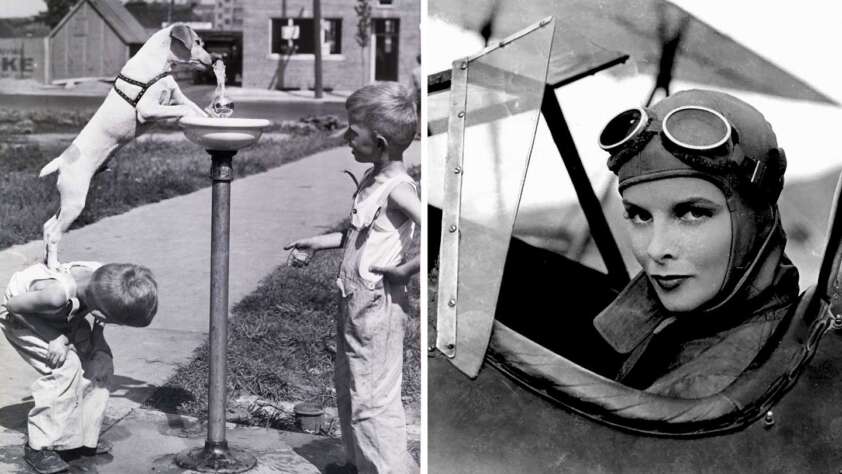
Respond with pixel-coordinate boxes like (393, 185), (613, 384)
(271, 18), (342, 55)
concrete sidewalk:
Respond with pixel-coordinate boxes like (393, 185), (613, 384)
(0, 141), (420, 472)
(0, 407), (346, 473)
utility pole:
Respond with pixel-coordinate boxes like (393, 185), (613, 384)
(313, 0), (323, 98)
(168, 0), (174, 25)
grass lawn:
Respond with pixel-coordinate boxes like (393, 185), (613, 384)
(0, 130), (344, 249)
(145, 219), (422, 459)
(146, 166), (422, 461)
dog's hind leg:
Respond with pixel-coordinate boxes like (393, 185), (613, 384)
(43, 166), (92, 269)
(43, 214), (61, 269)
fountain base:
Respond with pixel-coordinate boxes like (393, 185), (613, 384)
(174, 441), (257, 473)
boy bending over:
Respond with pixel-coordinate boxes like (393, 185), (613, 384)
(0, 262), (158, 474)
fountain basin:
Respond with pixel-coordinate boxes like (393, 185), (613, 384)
(180, 117), (273, 151)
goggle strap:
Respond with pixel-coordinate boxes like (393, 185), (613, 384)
(607, 130), (658, 173)
(668, 149), (740, 174)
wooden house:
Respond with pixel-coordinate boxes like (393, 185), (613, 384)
(48, 0), (147, 82)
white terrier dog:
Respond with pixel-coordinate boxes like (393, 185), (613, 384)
(39, 24), (212, 268)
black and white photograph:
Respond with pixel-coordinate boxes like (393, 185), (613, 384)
(426, 1), (842, 472)
(6, 0), (842, 472)
(0, 0), (421, 473)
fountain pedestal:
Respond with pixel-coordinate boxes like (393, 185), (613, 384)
(174, 117), (272, 473)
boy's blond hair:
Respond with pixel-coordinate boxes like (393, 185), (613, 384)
(346, 82), (417, 152)
(86, 263), (158, 327)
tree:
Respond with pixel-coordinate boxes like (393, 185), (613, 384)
(354, 0), (372, 86)
(39, 0), (77, 29)
(313, 0), (322, 98)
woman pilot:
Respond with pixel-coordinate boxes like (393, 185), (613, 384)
(594, 89), (799, 399)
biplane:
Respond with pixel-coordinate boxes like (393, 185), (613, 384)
(427, 15), (842, 473)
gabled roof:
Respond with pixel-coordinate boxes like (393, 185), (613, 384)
(50, 0), (148, 45)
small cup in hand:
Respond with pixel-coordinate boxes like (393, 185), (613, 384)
(288, 248), (313, 268)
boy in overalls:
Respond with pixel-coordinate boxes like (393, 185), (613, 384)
(286, 82), (420, 473)
(0, 261), (158, 474)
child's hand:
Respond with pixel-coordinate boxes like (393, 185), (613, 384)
(47, 336), (70, 368)
(284, 232), (344, 258)
(284, 239), (317, 268)
(284, 238), (317, 251)
(370, 265), (412, 285)
(287, 247), (313, 268)
(87, 351), (114, 383)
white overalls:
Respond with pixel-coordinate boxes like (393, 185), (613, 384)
(0, 262), (110, 451)
(335, 171), (416, 474)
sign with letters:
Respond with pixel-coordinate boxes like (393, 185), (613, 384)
(0, 38), (45, 81)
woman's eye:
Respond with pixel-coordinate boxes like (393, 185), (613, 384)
(623, 208), (651, 225)
(678, 207), (713, 222)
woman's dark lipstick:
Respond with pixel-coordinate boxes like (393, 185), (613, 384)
(651, 275), (690, 290)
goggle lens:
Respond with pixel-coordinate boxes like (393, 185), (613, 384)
(662, 106), (731, 152)
(599, 108), (647, 152)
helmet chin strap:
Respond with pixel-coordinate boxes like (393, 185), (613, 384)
(699, 206), (780, 314)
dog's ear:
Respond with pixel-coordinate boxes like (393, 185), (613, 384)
(169, 24), (194, 60)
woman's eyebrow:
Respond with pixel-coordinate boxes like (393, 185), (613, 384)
(621, 197), (722, 209)
(621, 199), (644, 208)
(675, 197), (721, 207)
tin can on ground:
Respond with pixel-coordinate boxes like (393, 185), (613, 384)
(294, 402), (325, 434)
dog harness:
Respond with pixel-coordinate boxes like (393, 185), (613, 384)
(113, 71), (171, 107)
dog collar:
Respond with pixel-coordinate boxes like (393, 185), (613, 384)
(113, 71), (171, 107)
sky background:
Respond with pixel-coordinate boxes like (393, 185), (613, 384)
(2, 0), (46, 18)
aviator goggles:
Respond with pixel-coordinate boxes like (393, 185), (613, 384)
(599, 105), (779, 195)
